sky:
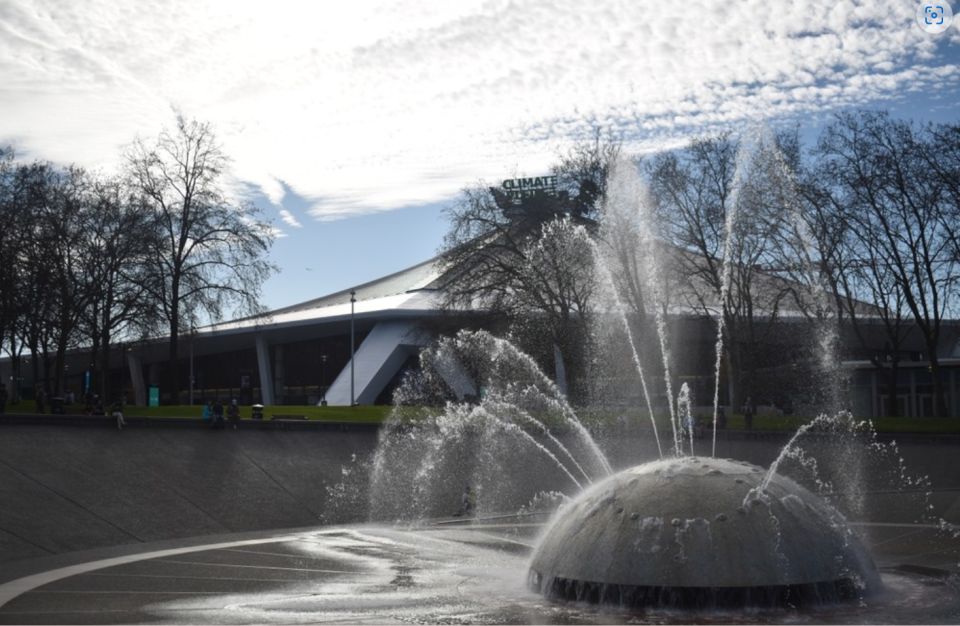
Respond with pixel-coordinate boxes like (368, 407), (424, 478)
(1, 0), (959, 311)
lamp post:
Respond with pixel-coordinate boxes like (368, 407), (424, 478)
(320, 353), (327, 406)
(189, 325), (195, 406)
(350, 290), (356, 406)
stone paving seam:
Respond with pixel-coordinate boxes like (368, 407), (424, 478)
(0, 533), (305, 609)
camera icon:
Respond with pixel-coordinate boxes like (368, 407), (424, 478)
(917, 2), (954, 33)
(924, 5), (944, 24)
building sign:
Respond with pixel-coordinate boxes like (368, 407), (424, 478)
(502, 175), (557, 204)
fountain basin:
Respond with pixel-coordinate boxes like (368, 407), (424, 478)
(528, 457), (882, 608)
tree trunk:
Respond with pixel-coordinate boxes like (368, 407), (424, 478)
(742, 340), (756, 407)
(928, 351), (949, 418)
(724, 318), (742, 414)
(168, 316), (179, 406)
(8, 333), (19, 403)
(99, 342), (112, 402)
(724, 349), (740, 416)
(884, 361), (897, 417)
(89, 340), (100, 400)
(553, 342), (568, 397)
(54, 341), (66, 397)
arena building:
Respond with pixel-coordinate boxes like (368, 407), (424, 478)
(2, 253), (959, 419)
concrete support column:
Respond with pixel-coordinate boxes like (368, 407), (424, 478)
(147, 363), (160, 387)
(325, 321), (426, 406)
(127, 352), (146, 407)
(909, 369), (917, 418)
(951, 369), (957, 418)
(273, 344), (285, 405)
(255, 335), (274, 406)
(433, 351), (477, 401)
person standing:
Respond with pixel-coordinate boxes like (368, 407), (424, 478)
(227, 398), (240, 430)
(456, 485), (476, 517)
(212, 399), (224, 429)
(743, 397), (754, 430)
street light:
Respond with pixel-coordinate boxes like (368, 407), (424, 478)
(320, 353), (328, 406)
(189, 325), (195, 406)
(350, 290), (356, 406)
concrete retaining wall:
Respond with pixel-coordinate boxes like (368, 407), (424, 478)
(0, 423), (379, 565)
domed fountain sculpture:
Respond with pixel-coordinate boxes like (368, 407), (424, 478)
(528, 456), (882, 608)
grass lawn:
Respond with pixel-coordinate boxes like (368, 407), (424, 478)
(721, 413), (960, 433)
(6, 400), (392, 423)
(5, 400), (959, 432)
(581, 408), (960, 434)
(125, 404), (393, 423)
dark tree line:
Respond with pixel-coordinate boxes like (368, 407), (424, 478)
(812, 112), (959, 417)
(440, 112), (960, 417)
(649, 114), (959, 416)
(0, 115), (274, 405)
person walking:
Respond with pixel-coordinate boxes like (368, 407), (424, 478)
(743, 397), (754, 430)
(112, 399), (126, 431)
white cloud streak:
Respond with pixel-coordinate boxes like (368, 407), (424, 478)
(278, 208), (303, 229)
(0, 0), (957, 219)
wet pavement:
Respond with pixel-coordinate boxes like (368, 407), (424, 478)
(2, 428), (958, 624)
(1, 507), (959, 625)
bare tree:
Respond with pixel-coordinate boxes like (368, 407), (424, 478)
(818, 111), (958, 417)
(127, 115), (275, 402)
(649, 133), (793, 412)
(792, 154), (913, 416)
(553, 128), (621, 219)
(917, 123), (960, 266)
(0, 148), (27, 401)
(5, 162), (94, 398)
(439, 136), (619, 398)
(439, 182), (596, 396)
(80, 177), (159, 401)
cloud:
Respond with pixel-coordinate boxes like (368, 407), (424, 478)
(0, 0), (957, 220)
(277, 208), (303, 229)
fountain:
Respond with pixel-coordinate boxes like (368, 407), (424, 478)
(528, 456), (881, 608)
(523, 145), (882, 608)
(349, 130), (959, 619)
(3, 137), (955, 625)
(366, 328), (894, 610)
(0, 132), (958, 625)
